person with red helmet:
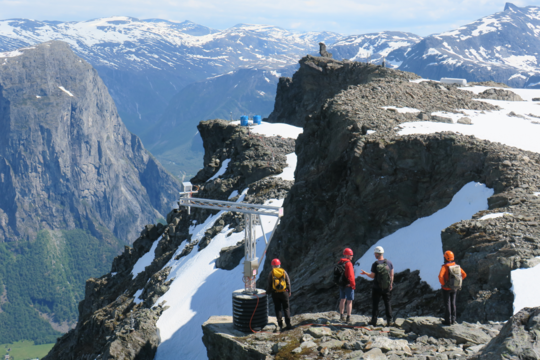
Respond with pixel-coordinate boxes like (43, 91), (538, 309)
(267, 258), (292, 331)
(336, 248), (356, 323)
(439, 250), (467, 325)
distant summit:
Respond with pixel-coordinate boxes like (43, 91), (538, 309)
(400, 2), (540, 87)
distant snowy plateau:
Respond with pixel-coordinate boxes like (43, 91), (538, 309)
(2, 3), (540, 90)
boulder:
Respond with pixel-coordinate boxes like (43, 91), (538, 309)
(477, 88), (524, 101)
(364, 337), (411, 353)
(215, 242), (245, 270)
(457, 117), (472, 124)
(363, 348), (387, 359)
(307, 326), (333, 338)
(432, 115), (453, 123)
(402, 317), (492, 344)
(474, 307), (540, 359)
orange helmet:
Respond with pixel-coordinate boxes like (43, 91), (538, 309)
(444, 251), (454, 262)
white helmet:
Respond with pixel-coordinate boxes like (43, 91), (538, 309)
(374, 246), (384, 254)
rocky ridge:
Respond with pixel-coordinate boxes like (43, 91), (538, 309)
(259, 55), (540, 324)
(43, 120), (295, 359)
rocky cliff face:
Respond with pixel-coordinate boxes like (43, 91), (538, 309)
(0, 41), (181, 244)
(259, 55), (540, 323)
(43, 119), (295, 359)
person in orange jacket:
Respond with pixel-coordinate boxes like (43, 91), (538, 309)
(438, 250), (467, 325)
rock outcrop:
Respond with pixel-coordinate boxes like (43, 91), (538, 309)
(0, 41), (181, 244)
(265, 55), (420, 127)
(476, 88), (524, 101)
(473, 307), (540, 359)
(202, 312), (502, 360)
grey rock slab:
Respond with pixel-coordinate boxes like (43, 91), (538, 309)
(363, 348), (388, 359)
(300, 340), (317, 349)
(364, 337), (412, 353)
(457, 117), (472, 124)
(318, 339), (344, 349)
(307, 326), (333, 338)
(402, 317), (492, 344)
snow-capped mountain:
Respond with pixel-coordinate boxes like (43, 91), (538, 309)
(328, 31), (423, 68)
(400, 3), (540, 87)
(0, 17), (341, 134)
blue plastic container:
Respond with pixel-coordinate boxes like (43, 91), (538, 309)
(240, 115), (249, 126)
(253, 115), (262, 125)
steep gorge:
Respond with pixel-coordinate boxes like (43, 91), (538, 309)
(0, 41), (181, 343)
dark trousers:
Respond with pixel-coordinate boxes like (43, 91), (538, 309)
(272, 292), (291, 325)
(372, 288), (392, 321)
(443, 289), (457, 323)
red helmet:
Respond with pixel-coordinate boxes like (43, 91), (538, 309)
(343, 248), (353, 256)
(444, 251), (454, 261)
(271, 258), (281, 266)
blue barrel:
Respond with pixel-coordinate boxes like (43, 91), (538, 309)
(240, 115), (249, 126)
(253, 115), (262, 125)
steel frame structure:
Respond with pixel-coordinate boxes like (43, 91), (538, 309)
(179, 182), (283, 294)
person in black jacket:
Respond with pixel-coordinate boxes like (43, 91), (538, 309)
(266, 258), (292, 331)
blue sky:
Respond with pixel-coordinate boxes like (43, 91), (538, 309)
(0, 1), (536, 36)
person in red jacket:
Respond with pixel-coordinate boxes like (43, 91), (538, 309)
(438, 250), (467, 325)
(338, 248), (356, 323)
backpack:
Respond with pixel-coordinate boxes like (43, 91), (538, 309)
(272, 268), (287, 293)
(446, 264), (463, 291)
(333, 260), (350, 286)
(376, 260), (391, 290)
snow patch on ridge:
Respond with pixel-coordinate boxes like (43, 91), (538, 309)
(208, 159), (230, 181)
(398, 87), (540, 154)
(512, 257), (540, 314)
(154, 196), (284, 360)
(479, 212), (512, 220)
(131, 236), (162, 279)
(249, 121), (303, 139)
(355, 182), (493, 290)
(58, 86), (74, 97)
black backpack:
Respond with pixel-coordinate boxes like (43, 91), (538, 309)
(376, 260), (391, 290)
(333, 260), (350, 286)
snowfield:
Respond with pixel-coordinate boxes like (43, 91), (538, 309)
(154, 195), (284, 360)
(396, 85), (540, 312)
(355, 182), (493, 289)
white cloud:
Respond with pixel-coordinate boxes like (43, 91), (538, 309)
(0, 0), (539, 36)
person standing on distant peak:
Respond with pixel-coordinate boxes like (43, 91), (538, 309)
(334, 248), (356, 323)
(439, 250), (467, 326)
(360, 246), (394, 326)
(267, 258), (292, 331)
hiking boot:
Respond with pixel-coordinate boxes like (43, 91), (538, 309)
(284, 319), (293, 331)
(340, 314), (346, 322)
(387, 320), (394, 327)
(277, 320), (283, 331)
(368, 319), (377, 326)
(442, 320), (451, 326)
(346, 315), (351, 323)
